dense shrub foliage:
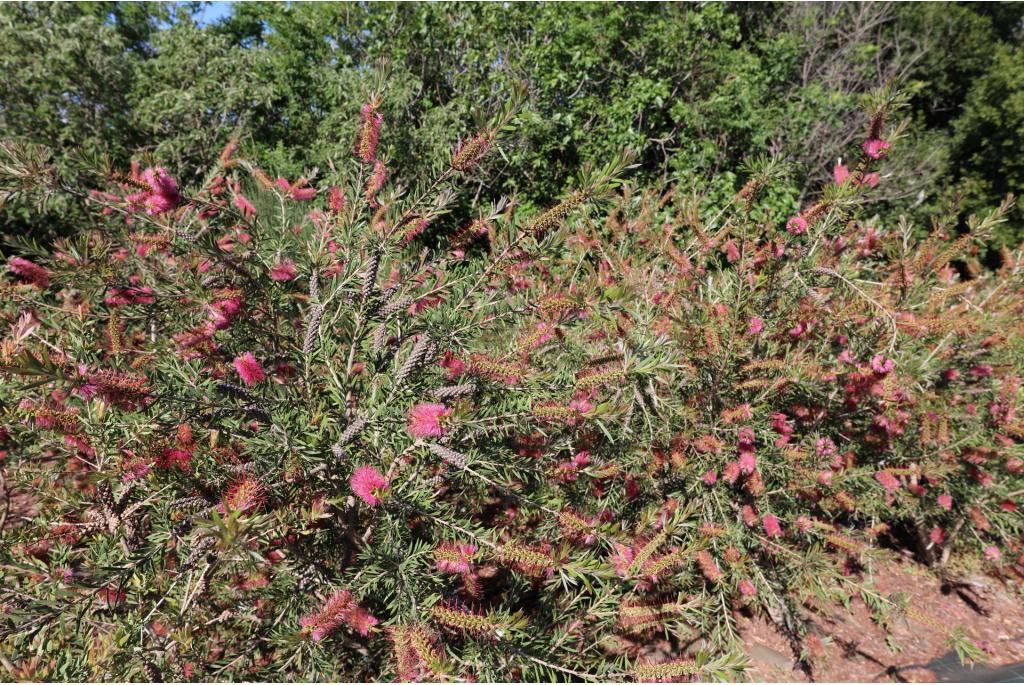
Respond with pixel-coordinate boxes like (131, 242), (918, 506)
(1, 2), (1023, 244)
(1, 84), (1022, 681)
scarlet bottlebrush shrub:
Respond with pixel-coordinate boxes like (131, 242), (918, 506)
(1, 87), (1022, 681)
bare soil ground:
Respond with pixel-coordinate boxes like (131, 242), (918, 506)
(739, 556), (1024, 682)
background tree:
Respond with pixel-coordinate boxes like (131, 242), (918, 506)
(1, 1), (1022, 244)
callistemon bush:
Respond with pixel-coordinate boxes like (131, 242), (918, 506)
(1, 84), (1022, 682)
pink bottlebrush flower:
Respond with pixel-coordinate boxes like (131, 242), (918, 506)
(738, 450), (756, 475)
(156, 447), (191, 471)
(82, 369), (151, 410)
(856, 226), (882, 257)
(786, 216), (808, 235)
(559, 509), (598, 546)
(122, 452), (153, 481)
(126, 167), (181, 215)
(275, 177), (317, 201)
(219, 476), (266, 515)
(741, 505), (758, 527)
(701, 469), (718, 486)
(233, 352), (265, 386)
(762, 514), (782, 538)
(971, 468), (994, 488)
(788, 321), (810, 339)
(862, 138), (890, 160)
(984, 546), (1002, 561)
(356, 99), (383, 163)
(439, 351), (466, 379)
(738, 580), (757, 597)
(696, 550), (722, 582)
(451, 132), (493, 172)
(6, 257), (51, 289)
(624, 476), (641, 499)
(815, 437), (836, 458)
(860, 172), (880, 188)
(233, 193), (256, 217)
(567, 397), (594, 425)
(98, 587), (127, 607)
(611, 542), (636, 578)
(350, 465), (389, 507)
(795, 516), (813, 533)
(874, 470), (901, 494)
(327, 186), (346, 213)
(723, 239), (741, 263)
(300, 589), (378, 641)
(870, 355), (894, 375)
(401, 217), (432, 246)
(346, 605), (380, 636)
(364, 160), (388, 207)
(105, 285), (156, 307)
(833, 162), (850, 185)
(142, 167), (180, 214)
(407, 403), (451, 439)
(747, 317), (763, 335)
(930, 527), (946, 545)
(723, 461), (741, 484)
(208, 295), (242, 330)
(270, 259), (297, 282)
(554, 459), (580, 482)
(434, 542), (478, 574)
(771, 413), (794, 445)
(937, 494), (953, 511)
(969, 364), (993, 378)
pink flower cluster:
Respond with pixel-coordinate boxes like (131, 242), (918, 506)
(357, 100), (383, 163)
(762, 514), (783, 538)
(874, 470), (901, 495)
(786, 215), (808, 235)
(833, 162), (880, 188)
(434, 542), (478, 574)
(407, 403), (451, 439)
(126, 167), (181, 215)
(327, 186), (346, 213)
(269, 259), (297, 282)
(6, 257), (51, 289)
(105, 284), (155, 307)
(737, 427), (757, 475)
(350, 465), (389, 507)
(300, 589), (379, 641)
(233, 352), (266, 386)
(553, 450), (591, 482)
(233, 186), (257, 217)
(275, 177), (316, 201)
(219, 475), (266, 515)
(364, 160), (388, 207)
(862, 138), (890, 160)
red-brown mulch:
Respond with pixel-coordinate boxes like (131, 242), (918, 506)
(739, 556), (1024, 682)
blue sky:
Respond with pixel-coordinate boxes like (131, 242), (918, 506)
(193, 1), (234, 26)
